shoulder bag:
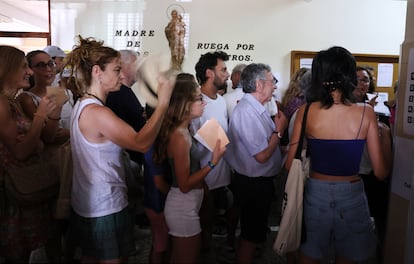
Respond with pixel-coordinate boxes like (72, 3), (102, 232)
(5, 149), (60, 207)
(273, 103), (310, 256)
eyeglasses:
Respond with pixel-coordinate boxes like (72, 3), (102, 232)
(261, 77), (278, 86)
(32, 60), (56, 70)
(357, 78), (370, 84)
(193, 95), (204, 102)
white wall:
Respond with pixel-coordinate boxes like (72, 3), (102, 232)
(50, 0), (407, 97)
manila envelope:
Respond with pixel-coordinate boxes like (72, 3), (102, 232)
(194, 118), (229, 152)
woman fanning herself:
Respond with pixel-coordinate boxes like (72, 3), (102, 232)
(64, 36), (173, 264)
(285, 46), (391, 264)
(153, 73), (226, 264)
(0, 45), (59, 263)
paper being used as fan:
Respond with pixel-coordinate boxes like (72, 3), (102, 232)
(194, 118), (229, 152)
(46, 86), (69, 107)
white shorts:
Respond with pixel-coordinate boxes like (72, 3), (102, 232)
(164, 187), (204, 237)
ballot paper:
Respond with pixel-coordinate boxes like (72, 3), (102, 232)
(194, 118), (229, 152)
(366, 92), (391, 116)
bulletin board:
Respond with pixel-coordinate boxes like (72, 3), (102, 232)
(290, 50), (399, 101)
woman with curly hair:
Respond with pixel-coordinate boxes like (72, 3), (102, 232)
(64, 35), (173, 263)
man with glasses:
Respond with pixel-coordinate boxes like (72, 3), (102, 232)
(226, 63), (287, 264)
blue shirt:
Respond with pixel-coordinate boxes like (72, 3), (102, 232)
(226, 94), (282, 177)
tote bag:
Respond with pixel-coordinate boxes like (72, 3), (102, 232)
(273, 103), (310, 256)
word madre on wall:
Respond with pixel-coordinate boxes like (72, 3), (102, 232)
(196, 43), (255, 62)
(114, 29), (155, 48)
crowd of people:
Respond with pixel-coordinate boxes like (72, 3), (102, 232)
(0, 36), (394, 264)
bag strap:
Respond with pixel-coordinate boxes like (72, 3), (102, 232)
(294, 103), (311, 159)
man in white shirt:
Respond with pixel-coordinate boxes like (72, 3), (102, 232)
(190, 51), (232, 259)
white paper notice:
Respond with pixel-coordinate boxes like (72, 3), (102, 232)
(366, 92), (391, 116)
(391, 136), (414, 200)
(376, 63), (393, 87)
(194, 118), (230, 152)
(299, 58), (313, 69)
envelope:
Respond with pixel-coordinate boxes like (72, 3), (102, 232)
(194, 118), (229, 152)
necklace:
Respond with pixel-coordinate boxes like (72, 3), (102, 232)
(85, 93), (105, 105)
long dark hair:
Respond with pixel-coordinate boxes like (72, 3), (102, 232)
(311, 46), (357, 107)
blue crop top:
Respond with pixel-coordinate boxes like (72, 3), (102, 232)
(307, 138), (366, 176)
(306, 103), (367, 176)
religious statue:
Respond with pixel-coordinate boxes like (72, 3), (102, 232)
(165, 10), (186, 71)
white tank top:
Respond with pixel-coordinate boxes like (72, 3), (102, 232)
(70, 98), (128, 217)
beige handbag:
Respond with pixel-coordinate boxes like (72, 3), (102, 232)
(5, 151), (60, 207)
(53, 140), (72, 219)
(273, 103), (310, 256)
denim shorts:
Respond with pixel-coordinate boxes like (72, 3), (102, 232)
(301, 178), (377, 261)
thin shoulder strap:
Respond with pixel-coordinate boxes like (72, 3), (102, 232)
(356, 103), (366, 139)
(295, 103), (311, 159)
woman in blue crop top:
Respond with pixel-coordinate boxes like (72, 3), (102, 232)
(153, 73), (226, 264)
(285, 46), (392, 264)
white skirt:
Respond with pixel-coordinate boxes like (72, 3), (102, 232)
(164, 187), (204, 237)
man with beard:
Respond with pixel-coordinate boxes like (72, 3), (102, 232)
(190, 51), (233, 262)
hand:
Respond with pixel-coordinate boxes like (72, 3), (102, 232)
(368, 94), (378, 107)
(45, 94), (63, 119)
(37, 96), (58, 118)
(211, 139), (226, 165)
(156, 73), (174, 107)
(273, 111), (288, 135)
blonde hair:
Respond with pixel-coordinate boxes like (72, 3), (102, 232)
(281, 67), (310, 108)
(0, 46), (26, 91)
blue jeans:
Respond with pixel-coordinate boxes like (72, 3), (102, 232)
(301, 178), (377, 261)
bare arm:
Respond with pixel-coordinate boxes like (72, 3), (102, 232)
(0, 98), (49, 160)
(284, 105), (305, 170)
(255, 110), (288, 163)
(366, 108), (392, 180)
(79, 75), (174, 152)
(17, 93), (61, 143)
(171, 133), (224, 193)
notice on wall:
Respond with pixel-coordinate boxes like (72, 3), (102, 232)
(391, 136), (414, 200)
(299, 58), (313, 69)
(403, 48), (414, 136)
(377, 63), (394, 87)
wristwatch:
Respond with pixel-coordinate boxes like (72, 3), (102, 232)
(208, 161), (216, 169)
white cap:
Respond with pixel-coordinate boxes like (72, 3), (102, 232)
(43, 45), (66, 58)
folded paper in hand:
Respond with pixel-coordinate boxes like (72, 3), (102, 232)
(194, 118), (229, 152)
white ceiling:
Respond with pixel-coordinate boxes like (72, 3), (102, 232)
(0, 0), (48, 32)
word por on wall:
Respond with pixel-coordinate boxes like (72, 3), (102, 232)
(196, 42), (255, 62)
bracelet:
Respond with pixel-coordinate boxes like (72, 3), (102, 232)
(48, 116), (61, 121)
(208, 161), (216, 169)
(273, 131), (283, 139)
